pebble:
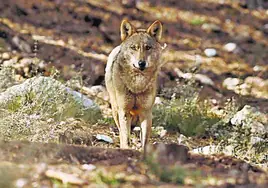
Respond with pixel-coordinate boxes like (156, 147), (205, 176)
(191, 145), (233, 156)
(222, 77), (242, 90)
(3, 58), (16, 66)
(15, 178), (28, 188)
(194, 74), (214, 86)
(12, 36), (31, 53)
(250, 136), (264, 145)
(66, 87), (96, 108)
(223, 43), (237, 52)
(201, 23), (221, 32)
(253, 65), (265, 72)
(133, 126), (141, 131)
(154, 97), (162, 105)
(153, 126), (167, 138)
(82, 164), (96, 171)
(230, 105), (252, 125)
(20, 58), (33, 66)
(204, 48), (217, 57)
(2, 52), (10, 60)
(230, 105), (267, 133)
(96, 134), (114, 143)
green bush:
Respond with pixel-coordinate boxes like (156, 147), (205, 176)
(153, 96), (220, 136)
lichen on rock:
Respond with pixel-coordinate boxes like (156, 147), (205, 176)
(0, 76), (101, 142)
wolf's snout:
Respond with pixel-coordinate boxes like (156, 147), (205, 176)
(138, 60), (146, 70)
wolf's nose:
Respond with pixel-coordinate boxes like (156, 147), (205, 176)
(138, 60), (146, 70)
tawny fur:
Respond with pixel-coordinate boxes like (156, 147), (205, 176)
(105, 20), (164, 149)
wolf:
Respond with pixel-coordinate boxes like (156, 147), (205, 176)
(105, 20), (164, 149)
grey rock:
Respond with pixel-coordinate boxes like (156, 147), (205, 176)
(154, 97), (162, 105)
(153, 126), (167, 138)
(250, 136), (264, 145)
(204, 48), (217, 57)
(96, 134), (114, 143)
(175, 68), (214, 86)
(223, 43), (237, 52)
(223, 77), (242, 90)
(191, 145), (233, 156)
(12, 36), (31, 53)
(133, 126), (141, 132)
(66, 87), (96, 109)
(1, 52), (11, 60)
(230, 105), (253, 125)
(82, 164), (96, 171)
(230, 105), (267, 133)
(0, 76), (100, 119)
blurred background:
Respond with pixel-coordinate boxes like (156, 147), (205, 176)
(0, 0), (267, 112)
(0, 1), (268, 187)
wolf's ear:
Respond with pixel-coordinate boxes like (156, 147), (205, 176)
(120, 20), (136, 41)
(147, 20), (162, 41)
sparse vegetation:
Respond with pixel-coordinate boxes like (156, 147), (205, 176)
(0, 0), (267, 187)
(153, 80), (221, 136)
(153, 96), (220, 136)
(145, 154), (186, 184)
(0, 66), (102, 142)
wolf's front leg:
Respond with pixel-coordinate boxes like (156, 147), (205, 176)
(118, 109), (131, 148)
(140, 111), (152, 150)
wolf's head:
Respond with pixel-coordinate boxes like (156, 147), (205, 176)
(119, 20), (163, 72)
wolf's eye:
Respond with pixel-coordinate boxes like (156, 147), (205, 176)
(145, 45), (152, 50)
(130, 45), (139, 50)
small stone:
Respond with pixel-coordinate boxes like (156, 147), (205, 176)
(250, 136), (264, 145)
(202, 23), (221, 32)
(159, 129), (167, 138)
(2, 52), (10, 60)
(15, 178), (28, 188)
(191, 145), (233, 156)
(121, 0), (136, 8)
(82, 164), (96, 171)
(133, 126), (141, 132)
(223, 77), (242, 90)
(204, 48), (217, 57)
(223, 43), (237, 52)
(153, 126), (167, 137)
(66, 87), (97, 109)
(244, 76), (265, 87)
(20, 58), (33, 66)
(230, 105), (267, 133)
(96, 134), (114, 143)
(12, 36), (31, 53)
(89, 85), (106, 96)
(3, 58), (16, 66)
(154, 97), (162, 105)
(253, 65), (265, 72)
(177, 134), (187, 144)
(230, 105), (252, 125)
(195, 74), (214, 86)
(191, 145), (217, 155)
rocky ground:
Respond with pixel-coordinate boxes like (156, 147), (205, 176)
(0, 0), (268, 187)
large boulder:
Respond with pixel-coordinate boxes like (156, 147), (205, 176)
(0, 76), (101, 142)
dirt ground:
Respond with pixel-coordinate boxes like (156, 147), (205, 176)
(1, 0), (268, 111)
(0, 0), (268, 187)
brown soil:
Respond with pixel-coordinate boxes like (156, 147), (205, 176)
(0, 0), (268, 187)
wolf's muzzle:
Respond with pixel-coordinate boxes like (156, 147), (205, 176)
(138, 60), (146, 71)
